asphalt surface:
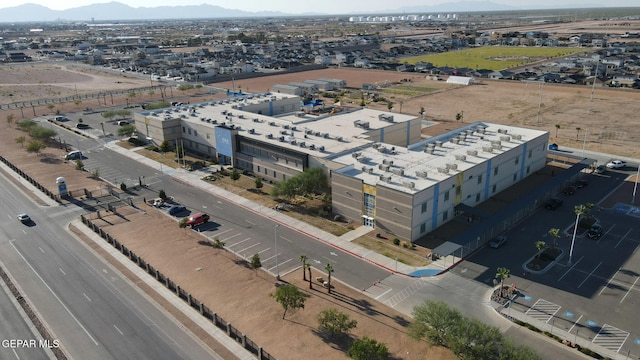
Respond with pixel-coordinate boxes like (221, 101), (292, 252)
(0, 173), (220, 360)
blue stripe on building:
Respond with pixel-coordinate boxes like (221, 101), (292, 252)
(520, 143), (528, 179)
(484, 159), (492, 199)
(432, 183), (440, 229)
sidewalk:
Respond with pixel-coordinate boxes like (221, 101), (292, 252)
(106, 141), (446, 277)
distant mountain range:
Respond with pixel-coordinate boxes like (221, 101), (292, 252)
(0, 1), (520, 23)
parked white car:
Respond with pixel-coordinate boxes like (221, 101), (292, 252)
(606, 160), (626, 169)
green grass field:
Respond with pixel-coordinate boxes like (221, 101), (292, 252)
(403, 46), (587, 71)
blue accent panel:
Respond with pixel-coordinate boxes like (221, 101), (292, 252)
(484, 159), (492, 199)
(520, 143), (527, 179)
(431, 183), (440, 229)
(380, 127), (384, 143)
(269, 101), (273, 116)
(214, 126), (234, 157)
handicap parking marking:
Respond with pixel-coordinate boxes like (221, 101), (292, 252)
(593, 324), (630, 353)
(525, 299), (561, 323)
(634, 338), (640, 345)
(586, 320), (598, 327)
(564, 311), (575, 319)
(522, 295), (532, 301)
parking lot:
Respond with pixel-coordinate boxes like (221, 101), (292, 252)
(452, 168), (640, 357)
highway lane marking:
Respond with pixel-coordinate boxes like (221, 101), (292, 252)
(620, 276), (639, 304)
(10, 243), (99, 346)
(58, 268), (66, 275)
(113, 325), (124, 336)
(83, 293), (92, 302)
(579, 261), (602, 288)
(615, 229), (632, 249)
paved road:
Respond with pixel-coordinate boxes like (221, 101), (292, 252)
(0, 173), (220, 360)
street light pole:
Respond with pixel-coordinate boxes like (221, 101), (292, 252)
(632, 165), (640, 205)
(274, 224), (280, 280)
(568, 212), (580, 266)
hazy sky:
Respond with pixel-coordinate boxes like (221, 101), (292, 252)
(1, 0), (639, 13)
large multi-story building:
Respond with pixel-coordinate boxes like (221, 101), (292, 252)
(134, 92), (549, 242)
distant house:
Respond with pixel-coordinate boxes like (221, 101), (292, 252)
(488, 70), (514, 80)
(273, 84), (302, 96)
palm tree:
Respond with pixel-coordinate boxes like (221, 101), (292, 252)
(495, 267), (510, 298)
(548, 228), (561, 249)
(324, 263), (334, 294)
(569, 203), (594, 265)
(300, 255), (308, 281)
(535, 241), (546, 259)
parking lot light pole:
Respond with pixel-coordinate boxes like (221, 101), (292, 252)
(274, 224), (280, 280)
(632, 165), (640, 205)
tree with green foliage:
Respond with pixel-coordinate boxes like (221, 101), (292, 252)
(15, 136), (25, 148)
(17, 119), (37, 131)
(159, 140), (173, 153)
(535, 241), (546, 259)
(254, 177), (263, 191)
(387, 101), (393, 111)
(212, 237), (225, 254)
(230, 169), (240, 183)
(29, 126), (56, 141)
(26, 140), (46, 155)
(179, 218), (188, 230)
(317, 308), (357, 336)
(324, 263), (334, 294)
(6, 114), (14, 127)
(270, 167), (327, 199)
(120, 182), (127, 191)
(495, 267), (510, 298)
(250, 253), (262, 275)
(102, 110), (117, 122)
(117, 124), (136, 137)
(347, 336), (389, 360)
(75, 159), (84, 170)
(158, 189), (167, 200)
(409, 300), (463, 346)
(299, 255), (308, 281)
(270, 284), (307, 319)
(548, 228), (561, 249)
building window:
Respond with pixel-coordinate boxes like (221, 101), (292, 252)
(364, 193), (375, 217)
(206, 133), (210, 140)
(264, 168), (267, 175)
(444, 190), (450, 202)
(188, 128), (192, 135)
(182, 126), (185, 133)
(513, 173), (517, 182)
(273, 171), (276, 177)
(443, 210), (448, 221)
(194, 130), (198, 137)
(526, 166), (530, 174)
(476, 193), (481, 202)
(420, 223), (426, 233)
(494, 166), (499, 176)
(492, 184), (497, 193)
(455, 185), (461, 196)
(477, 174), (482, 184)
(515, 156), (519, 165)
(257, 166), (260, 172)
(528, 150), (532, 159)
(421, 202), (427, 213)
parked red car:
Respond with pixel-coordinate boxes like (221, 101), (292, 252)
(186, 213), (210, 227)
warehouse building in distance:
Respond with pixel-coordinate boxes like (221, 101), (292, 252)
(134, 92), (549, 242)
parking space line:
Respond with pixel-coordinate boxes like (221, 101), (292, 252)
(568, 314), (584, 333)
(596, 224), (615, 244)
(559, 256), (583, 281)
(593, 324), (629, 353)
(620, 276), (639, 304)
(263, 253), (279, 262)
(238, 242), (260, 255)
(214, 228), (232, 237)
(579, 261), (602, 288)
(224, 235), (248, 247)
(615, 229), (632, 248)
(599, 268), (621, 296)
(257, 248), (271, 255)
(267, 258), (292, 271)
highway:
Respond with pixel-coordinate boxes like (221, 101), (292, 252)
(0, 171), (220, 360)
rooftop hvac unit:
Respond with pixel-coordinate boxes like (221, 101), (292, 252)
(290, 139), (296, 145)
(500, 135), (511, 142)
(437, 167), (449, 174)
(248, 128), (255, 134)
(491, 140), (501, 146)
(424, 148), (435, 154)
(266, 133), (273, 139)
(379, 175), (391, 183)
(512, 134), (523, 140)
(466, 129), (474, 135)
(367, 167), (374, 174)
(356, 156), (366, 163)
(392, 168), (404, 176)
(455, 154), (466, 161)
(323, 132), (330, 138)
(466, 150), (478, 156)
(211, 119), (217, 124)
(435, 141), (443, 147)
(200, 118), (206, 122)
(283, 124), (290, 129)
(268, 121), (276, 126)
(415, 170), (428, 178)
(305, 129), (313, 134)
(498, 129), (508, 134)
(278, 136), (285, 142)
(450, 138), (460, 144)
(206, 119), (212, 123)
(318, 146), (325, 152)
(314, 131), (321, 137)
(280, 130), (289, 135)
(378, 164), (390, 172)
(221, 110), (227, 115)
(238, 114), (245, 119)
(449, 163), (458, 170)
(382, 159), (393, 165)
(235, 125), (241, 131)
(426, 143), (436, 148)
(482, 146), (493, 153)
(403, 181), (415, 189)
(352, 152), (362, 158)
(378, 146), (386, 153)
(299, 142), (306, 148)
(372, 143), (381, 149)
(291, 126), (297, 131)
(492, 143), (502, 150)
(253, 118), (260, 122)
(336, 136), (344, 142)
(309, 144), (315, 150)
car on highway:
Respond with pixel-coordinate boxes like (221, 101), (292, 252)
(606, 160), (626, 169)
(544, 198), (564, 210)
(489, 235), (507, 248)
(587, 225), (603, 239)
(167, 205), (187, 216)
(186, 213), (210, 227)
(17, 213), (31, 224)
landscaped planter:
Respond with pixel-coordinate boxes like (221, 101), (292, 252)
(523, 247), (564, 274)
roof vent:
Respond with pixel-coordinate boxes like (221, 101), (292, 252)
(415, 170), (428, 178)
(466, 150), (478, 156)
(403, 181), (415, 189)
(455, 154), (466, 161)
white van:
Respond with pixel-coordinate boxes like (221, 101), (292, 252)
(66, 151), (83, 160)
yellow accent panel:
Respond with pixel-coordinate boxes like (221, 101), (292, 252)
(363, 184), (376, 195)
(454, 172), (464, 204)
